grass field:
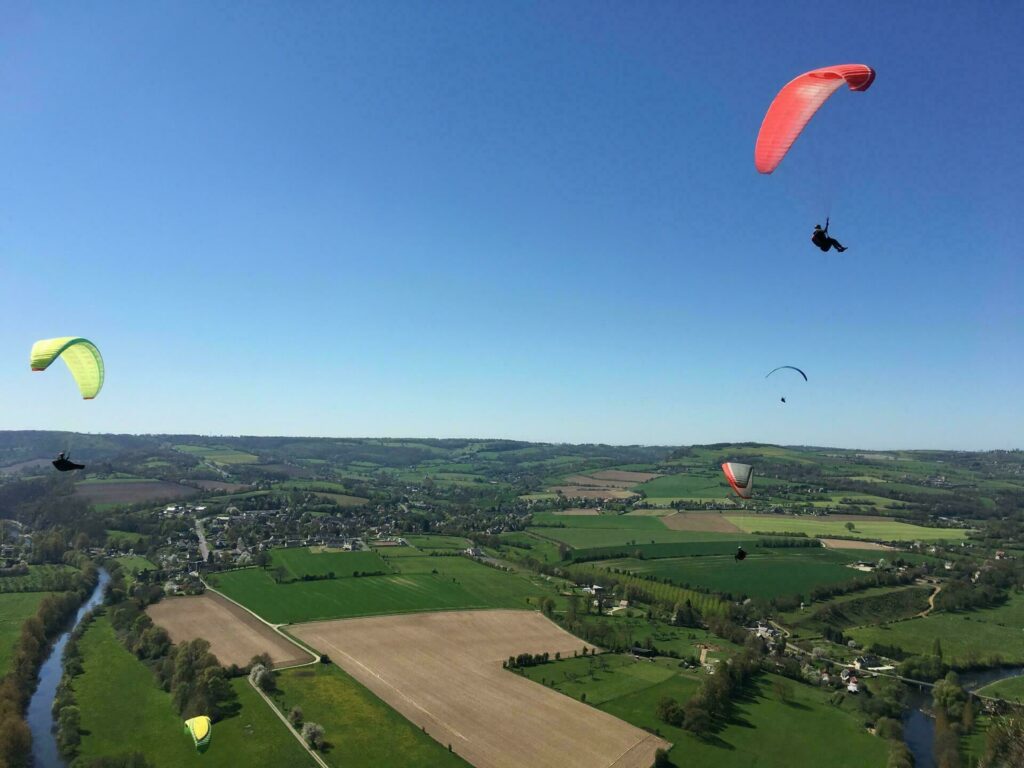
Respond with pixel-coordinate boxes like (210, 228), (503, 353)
(74, 615), (316, 767)
(114, 555), (157, 585)
(106, 528), (150, 547)
(849, 593), (1024, 667)
(273, 665), (470, 768)
(726, 514), (970, 542)
(210, 554), (552, 624)
(602, 671), (888, 768)
(0, 592), (58, 674)
(271, 547), (392, 579)
(781, 585), (932, 637)
(530, 514), (743, 549)
(174, 444), (261, 464)
(596, 548), (872, 600)
(403, 534), (472, 550)
(978, 675), (1024, 702)
(0, 564), (78, 593)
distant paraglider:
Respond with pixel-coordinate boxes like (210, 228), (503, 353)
(766, 366), (807, 404)
(722, 462), (754, 499)
(30, 337), (105, 399)
(754, 64), (875, 175)
(735, 546), (748, 562)
(184, 716), (212, 754)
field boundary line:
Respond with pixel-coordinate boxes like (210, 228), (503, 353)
(201, 580), (321, 670)
(247, 676), (328, 768)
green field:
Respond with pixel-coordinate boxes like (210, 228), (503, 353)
(273, 665), (469, 768)
(597, 548), (872, 600)
(726, 515), (971, 542)
(520, 654), (887, 768)
(634, 472), (729, 501)
(849, 592), (1024, 667)
(106, 528), (150, 547)
(74, 616), (315, 767)
(529, 514), (741, 548)
(271, 547), (392, 579)
(402, 534), (472, 550)
(174, 444), (260, 464)
(781, 585), (932, 637)
(0, 564), (79, 593)
(570, 614), (741, 662)
(211, 554), (551, 623)
(978, 675), (1024, 702)
(0, 592), (58, 674)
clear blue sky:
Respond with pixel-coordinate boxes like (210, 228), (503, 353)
(1, 2), (1020, 449)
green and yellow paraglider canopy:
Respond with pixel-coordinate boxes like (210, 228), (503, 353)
(184, 715), (212, 754)
(30, 337), (104, 399)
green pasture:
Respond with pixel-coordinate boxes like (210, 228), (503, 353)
(106, 528), (150, 546)
(74, 616), (314, 767)
(573, 539), (758, 561)
(726, 515), (970, 542)
(272, 547), (391, 579)
(850, 592), (1024, 667)
(571, 614), (741, 661)
(210, 554), (551, 623)
(529, 514), (742, 548)
(174, 444), (260, 464)
(596, 548), (871, 600)
(0, 592), (59, 674)
(0, 564), (79, 593)
(978, 675), (1024, 702)
(403, 534), (472, 550)
(518, 653), (678, 704)
(273, 665), (469, 768)
(781, 585), (932, 636)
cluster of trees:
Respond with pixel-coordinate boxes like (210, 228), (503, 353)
(655, 644), (764, 738)
(504, 652), (552, 669)
(979, 711), (1024, 767)
(557, 564), (729, 619)
(931, 672), (975, 768)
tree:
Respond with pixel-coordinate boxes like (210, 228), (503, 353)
(288, 706), (304, 728)
(654, 748), (673, 767)
(301, 722), (326, 750)
(933, 637), (943, 660)
(273, 565), (287, 583)
(980, 712), (1024, 767)
(845, 522), (855, 532)
(772, 679), (793, 704)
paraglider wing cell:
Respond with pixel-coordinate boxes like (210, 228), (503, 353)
(30, 337), (104, 399)
(184, 716), (212, 754)
(722, 462), (754, 499)
(755, 64), (875, 174)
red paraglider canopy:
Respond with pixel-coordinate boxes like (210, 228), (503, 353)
(755, 64), (875, 174)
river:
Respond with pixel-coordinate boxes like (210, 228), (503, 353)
(27, 568), (110, 768)
(902, 665), (1024, 768)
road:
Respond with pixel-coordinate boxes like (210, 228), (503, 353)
(195, 518), (210, 562)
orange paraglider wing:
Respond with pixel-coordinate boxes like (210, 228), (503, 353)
(755, 64), (875, 174)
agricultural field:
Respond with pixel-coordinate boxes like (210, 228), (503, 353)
(105, 528), (151, 548)
(849, 592), (1024, 667)
(208, 552), (553, 624)
(634, 471), (731, 502)
(114, 555), (157, 585)
(0, 592), (59, 674)
(290, 610), (669, 768)
(660, 511), (743, 532)
(273, 665), (470, 768)
(195, 480), (250, 492)
(571, 613), (741, 663)
(782, 585), (933, 638)
(529, 513), (742, 549)
(270, 547), (391, 579)
(147, 592), (314, 668)
(75, 478), (198, 506)
(595, 548), (875, 600)
(0, 564), (79, 593)
(174, 444), (261, 464)
(726, 514), (971, 542)
(73, 616), (316, 767)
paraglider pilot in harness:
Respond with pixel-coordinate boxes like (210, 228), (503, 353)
(811, 218), (846, 252)
(53, 452), (85, 472)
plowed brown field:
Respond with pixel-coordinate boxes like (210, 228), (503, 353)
(291, 610), (669, 768)
(147, 591), (313, 668)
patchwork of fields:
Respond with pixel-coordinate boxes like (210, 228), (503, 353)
(726, 514), (971, 542)
(291, 610), (670, 768)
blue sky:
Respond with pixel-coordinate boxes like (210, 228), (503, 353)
(1, 1), (1021, 448)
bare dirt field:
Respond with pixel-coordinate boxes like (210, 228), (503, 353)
(291, 610), (669, 768)
(75, 480), (198, 505)
(590, 470), (661, 483)
(147, 591), (313, 668)
(662, 512), (743, 533)
(820, 538), (897, 551)
(549, 486), (636, 500)
(552, 508), (601, 516)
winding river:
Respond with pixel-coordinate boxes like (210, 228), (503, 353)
(902, 665), (1024, 768)
(27, 568), (110, 768)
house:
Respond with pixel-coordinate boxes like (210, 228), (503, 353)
(847, 675), (860, 694)
(840, 668), (852, 682)
(465, 547), (484, 558)
(854, 655), (882, 671)
(820, 671), (832, 685)
(631, 647), (656, 658)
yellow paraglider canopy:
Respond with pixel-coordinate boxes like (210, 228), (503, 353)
(184, 715), (212, 754)
(30, 337), (104, 399)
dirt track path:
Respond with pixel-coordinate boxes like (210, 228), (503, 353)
(917, 583), (942, 617)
